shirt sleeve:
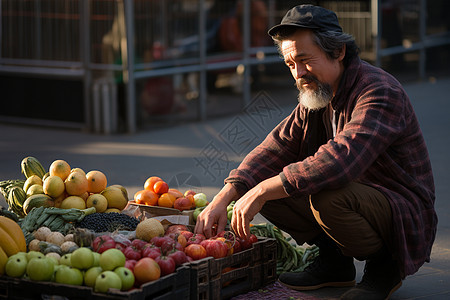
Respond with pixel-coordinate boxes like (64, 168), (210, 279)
(224, 105), (305, 196)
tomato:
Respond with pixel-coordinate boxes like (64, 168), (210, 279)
(92, 235), (116, 253)
(142, 243), (162, 259)
(238, 238), (252, 251)
(160, 239), (183, 255)
(186, 233), (206, 246)
(124, 259), (137, 272)
(165, 232), (187, 249)
(200, 239), (228, 259)
(167, 249), (188, 266)
(184, 244), (207, 260)
(115, 242), (127, 253)
(155, 255), (176, 276)
(124, 246), (142, 260)
(150, 236), (174, 248)
(131, 238), (148, 251)
(165, 224), (190, 235)
(179, 230), (194, 241)
(233, 239), (242, 254)
(215, 237), (234, 255)
(249, 234), (258, 244)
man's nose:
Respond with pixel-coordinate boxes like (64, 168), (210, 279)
(294, 63), (307, 80)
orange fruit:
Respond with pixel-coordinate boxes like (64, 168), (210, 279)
(86, 170), (107, 193)
(168, 188), (183, 199)
(70, 167), (86, 176)
(49, 159), (71, 181)
(153, 181), (169, 194)
(157, 193), (176, 208)
(134, 189), (159, 206)
(144, 176), (162, 192)
(64, 171), (89, 196)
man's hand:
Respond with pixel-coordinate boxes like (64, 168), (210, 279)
(194, 183), (238, 238)
(231, 175), (288, 240)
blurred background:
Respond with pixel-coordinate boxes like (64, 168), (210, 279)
(1, 0), (449, 134)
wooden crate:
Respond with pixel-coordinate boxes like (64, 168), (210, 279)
(187, 237), (277, 300)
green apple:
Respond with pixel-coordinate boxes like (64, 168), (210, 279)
(193, 192), (208, 207)
(84, 266), (103, 287)
(71, 247), (94, 270)
(26, 251), (44, 261)
(99, 248), (126, 271)
(94, 271), (122, 293)
(92, 252), (101, 267)
(26, 256), (54, 281)
(60, 253), (72, 266)
(54, 265), (84, 286)
(14, 252), (28, 260)
(5, 253), (28, 278)
(114, 266), (135, 291)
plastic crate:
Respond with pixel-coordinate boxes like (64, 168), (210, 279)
(0, 265), (190, 300)
(187, 237), (277, 300)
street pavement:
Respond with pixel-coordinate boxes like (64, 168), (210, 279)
(0, 76), (449, 299)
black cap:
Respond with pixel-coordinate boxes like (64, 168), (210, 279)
(268, 4), (343, 36)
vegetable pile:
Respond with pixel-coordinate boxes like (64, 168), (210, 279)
(250, 223), (319, 275)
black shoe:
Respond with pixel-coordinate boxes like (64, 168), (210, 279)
(278, 254), (356, 290)
(278, 234), (356, 291)
(340, 252), (402, 300)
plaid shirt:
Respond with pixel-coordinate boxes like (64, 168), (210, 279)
(225, 56), (437, 277)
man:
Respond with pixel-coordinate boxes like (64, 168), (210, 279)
(195, 4), (437, 300)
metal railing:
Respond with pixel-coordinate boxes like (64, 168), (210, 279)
(0, 0), (448, 133)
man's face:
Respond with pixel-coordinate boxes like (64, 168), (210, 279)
(281, 30), (344, 110)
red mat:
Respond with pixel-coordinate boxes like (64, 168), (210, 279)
(231, 281), (320, 300)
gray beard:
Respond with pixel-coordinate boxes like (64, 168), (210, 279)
(296, 77), (333, 111)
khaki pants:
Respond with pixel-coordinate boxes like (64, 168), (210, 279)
(259, 182), (394, 258)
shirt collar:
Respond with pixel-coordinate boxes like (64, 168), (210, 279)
(331, 56), (361, 111)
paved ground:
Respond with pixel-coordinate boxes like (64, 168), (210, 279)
(0, 76), (449, 299)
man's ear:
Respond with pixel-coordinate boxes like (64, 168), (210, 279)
(337, 44), (346, 61)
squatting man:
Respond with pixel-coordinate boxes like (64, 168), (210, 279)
(195, 4), (437, 300)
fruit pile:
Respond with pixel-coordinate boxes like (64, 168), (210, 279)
(0, 155), (264, 296)
(1, 215), (259, 293)
(133, 176), (209, 211)
(1, 156), (129, 218)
